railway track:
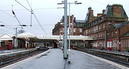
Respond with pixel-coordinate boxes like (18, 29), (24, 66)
(93, 52), (129, 67)
(77, 48), (129, 67)
(0, 49), (48, 68)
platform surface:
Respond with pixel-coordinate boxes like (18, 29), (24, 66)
(2, 49), (129, 69)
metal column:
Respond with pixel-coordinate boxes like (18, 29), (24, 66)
(14, 28), (18, 48)
(63, 0), (68, 59)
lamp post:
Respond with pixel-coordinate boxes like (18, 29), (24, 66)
(57, 0), (68, 59)
(14, 27), (18, 48)
(64, 0), (68, 59)
(57, 0), (82, 59)
(68, 1), (82, 51)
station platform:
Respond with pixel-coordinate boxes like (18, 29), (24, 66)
(2, 49), (128, 69)
(0, 48), (36, 56)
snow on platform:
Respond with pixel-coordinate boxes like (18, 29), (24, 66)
(2, 49), (129, 69)
(0, 48), (36, 56)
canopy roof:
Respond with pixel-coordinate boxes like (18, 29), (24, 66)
(38, 35), (93, 40)
(0, 34), (13, 41)
(17, 32), (36, 39)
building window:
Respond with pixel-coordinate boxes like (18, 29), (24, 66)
(126, 40), (128, 48)
(103, 23), (105, 29)
(73, 28), (76, 32)
(128, 40), (129, 48)
(80, 29), (82, 32)
(95, 26), (98, 32)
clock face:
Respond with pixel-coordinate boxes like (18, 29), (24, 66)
(113, 6), (122, 17)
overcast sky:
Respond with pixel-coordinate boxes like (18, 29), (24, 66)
(0, 0), (128, 36)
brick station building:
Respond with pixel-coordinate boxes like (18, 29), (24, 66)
(52, 4), (129, 51)
(84, 4), (129, 51)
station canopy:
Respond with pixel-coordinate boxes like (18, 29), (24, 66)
(37, 35), (93, 40)
(17, 32), (37, 39)
(0, 34), (13, 41)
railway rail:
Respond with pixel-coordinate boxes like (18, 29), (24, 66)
(0, 49), (48, 68)
(77, 48), (129, 67)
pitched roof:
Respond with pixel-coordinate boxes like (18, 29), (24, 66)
(0, 34), (13, 40)
(105, 4), (128, 18)
(17, 32), (36, 39)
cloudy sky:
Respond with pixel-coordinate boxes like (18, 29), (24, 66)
(0, 0), (128, 36)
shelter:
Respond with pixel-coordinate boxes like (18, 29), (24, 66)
(17, 32), (37, 48)
(0, 34), (13, 50)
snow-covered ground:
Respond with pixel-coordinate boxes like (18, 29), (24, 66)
(0, 49), (24, 54)
(0, 48), (36, 56)
(2, 49), (129, 69)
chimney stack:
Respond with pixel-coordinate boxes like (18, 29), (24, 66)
(102, 9), (105, 14)
(88, 7), (94, 16)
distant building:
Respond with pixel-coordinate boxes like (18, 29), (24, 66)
(52, 15), (91, 48)
(83, 4), (129, 51)
(52, 15), (84, 36)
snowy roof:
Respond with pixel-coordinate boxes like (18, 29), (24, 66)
(0, 34), (13, 40)
(17, 32), (36, 39)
